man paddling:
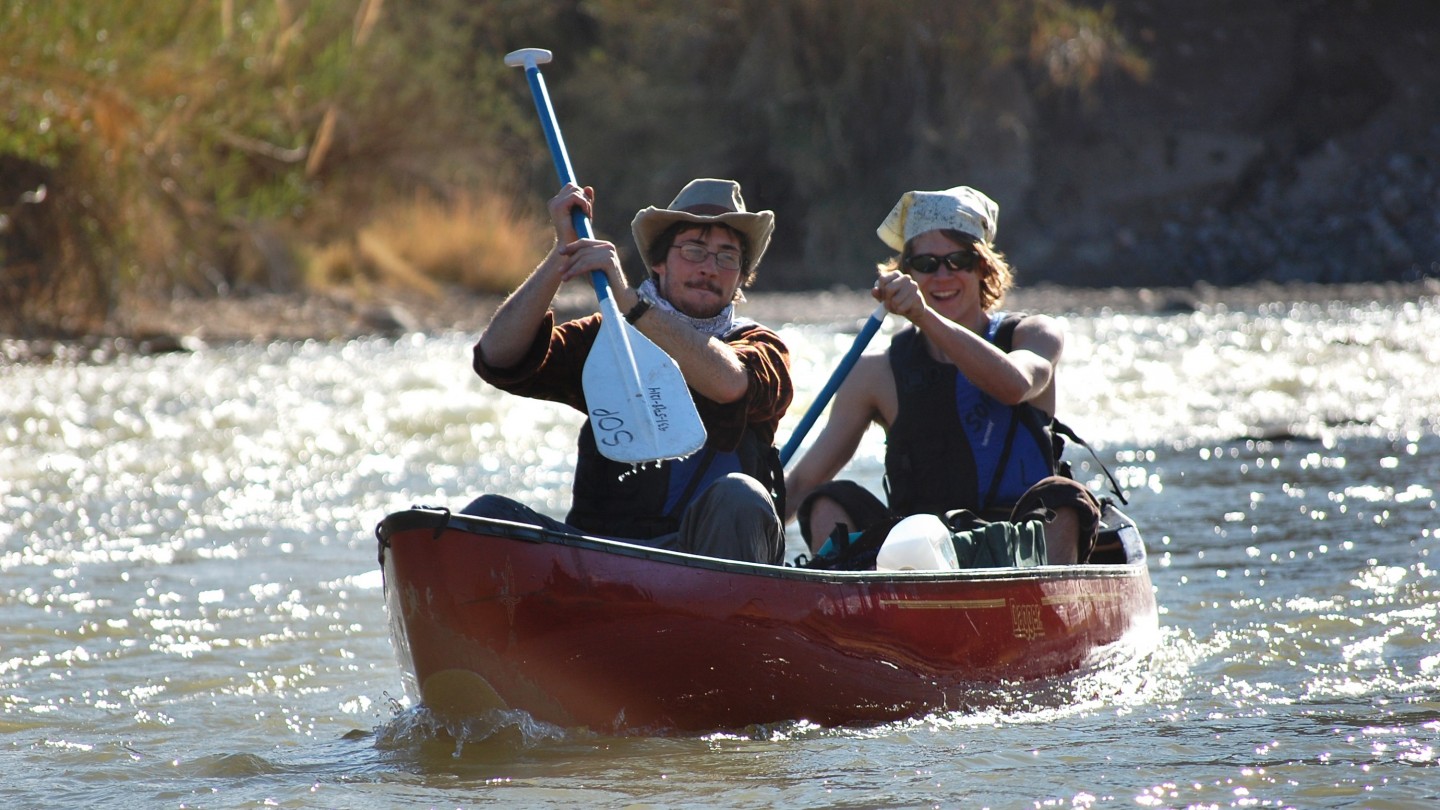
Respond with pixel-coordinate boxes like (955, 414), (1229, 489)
(784, 185), (1100, 565)
(465, 178), (792, 564)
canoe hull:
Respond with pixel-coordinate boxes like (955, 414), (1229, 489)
(379, 508), (1158, 732)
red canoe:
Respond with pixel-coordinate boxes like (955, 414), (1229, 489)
(377, 505), (1159, 733)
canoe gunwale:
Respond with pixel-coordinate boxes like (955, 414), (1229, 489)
(376, 506), (1149, 585)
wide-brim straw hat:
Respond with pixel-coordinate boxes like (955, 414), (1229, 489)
(631, 178), (775, 276)
(877, 186), (999, 251)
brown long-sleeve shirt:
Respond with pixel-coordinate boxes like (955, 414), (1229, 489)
(473, 312), (792, 451)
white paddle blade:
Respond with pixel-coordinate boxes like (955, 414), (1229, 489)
(582, 315), (707, 464)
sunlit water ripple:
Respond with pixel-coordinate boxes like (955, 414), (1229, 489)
(3, 294), (1437, 808)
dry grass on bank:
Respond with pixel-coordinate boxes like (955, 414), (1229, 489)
(304, 190), (551, 299)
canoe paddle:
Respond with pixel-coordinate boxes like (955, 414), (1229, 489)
(779, 303), (887, 466)
(505, 48), (706, 464)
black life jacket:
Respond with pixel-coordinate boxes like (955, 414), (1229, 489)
(566, 326), (785, 540)
(883, 313), (1058, 519)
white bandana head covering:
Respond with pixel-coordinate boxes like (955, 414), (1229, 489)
(634, 278), (753, 339)
(876, 186), (999, 251)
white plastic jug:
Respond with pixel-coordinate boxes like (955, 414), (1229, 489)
(874, 514), (960, 572)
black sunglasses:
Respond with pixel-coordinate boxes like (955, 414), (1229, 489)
(905, 248), (980, 275)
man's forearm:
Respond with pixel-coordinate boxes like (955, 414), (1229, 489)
(634, 310), (749, 403)
(478, 250), (565, 368)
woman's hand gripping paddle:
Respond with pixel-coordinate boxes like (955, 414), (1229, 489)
(779, 304), (887, 466)
(505, 48), (706, 464)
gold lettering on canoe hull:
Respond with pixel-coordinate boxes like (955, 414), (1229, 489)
(1011, 603), (1044, 640)
(875, 596), (1055, 639)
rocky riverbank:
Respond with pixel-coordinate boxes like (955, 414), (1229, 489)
(992, 2), (1440, 290)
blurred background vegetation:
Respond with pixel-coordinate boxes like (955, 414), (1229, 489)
(0, 0), (1146, 336)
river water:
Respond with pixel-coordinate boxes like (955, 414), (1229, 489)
(3, 292), (1438, 808)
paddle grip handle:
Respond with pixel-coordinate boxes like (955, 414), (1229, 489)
(779, 304), (888, 466)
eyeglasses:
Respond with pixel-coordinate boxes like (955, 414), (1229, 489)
(905, 248), (980, 275)
(671, 243), (742, 271)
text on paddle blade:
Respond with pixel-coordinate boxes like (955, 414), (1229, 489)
(590, 407), (636, 449)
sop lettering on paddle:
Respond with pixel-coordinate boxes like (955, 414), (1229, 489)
(591, 408), (634, 448)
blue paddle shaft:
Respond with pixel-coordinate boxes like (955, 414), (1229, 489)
(780, 305), (887, 466)
(519, 64), (609, 302)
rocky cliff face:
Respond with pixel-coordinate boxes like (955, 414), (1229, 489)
(1001, 1), (1439, 288)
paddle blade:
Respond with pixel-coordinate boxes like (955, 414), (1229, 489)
(582, 312), (707, 464)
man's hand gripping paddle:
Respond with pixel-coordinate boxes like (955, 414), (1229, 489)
(505, 48), (705, 464)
